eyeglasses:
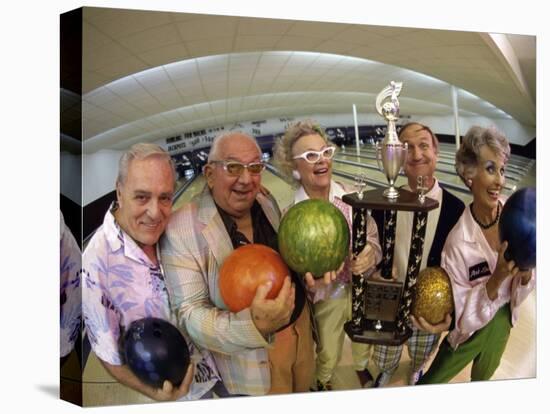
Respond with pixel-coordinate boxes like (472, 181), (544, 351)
(210, 160), (266, 176)
(292, 146), (336, 164)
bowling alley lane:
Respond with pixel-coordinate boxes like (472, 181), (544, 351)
(260, 169), (295, 212)
(82, 358), (153, 406)
(172, 175), (206, 210)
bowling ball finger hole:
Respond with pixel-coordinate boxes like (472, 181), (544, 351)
(153, 329), (162, 338)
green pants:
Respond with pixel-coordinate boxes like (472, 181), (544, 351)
(418, 305), (512, 384)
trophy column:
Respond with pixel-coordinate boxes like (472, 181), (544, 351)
(349, 206), (368, 332)
(343, 191), (438, 345)
(380, 209), (397, 279)
(395, 210), (428, 335)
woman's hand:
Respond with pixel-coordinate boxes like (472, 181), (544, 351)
(515, 268), (534, 286)
(486, 241), (519, 300)
(350, 244), (377, 275)
(304, 262), (345, 288)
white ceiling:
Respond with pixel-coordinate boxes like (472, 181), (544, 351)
(78, 7), (536, 153)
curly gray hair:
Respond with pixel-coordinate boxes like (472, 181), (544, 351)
(272, 119), (331, 183)
(455, 126), (510, 187)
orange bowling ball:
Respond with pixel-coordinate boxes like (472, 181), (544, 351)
(219, 244), (289, 312)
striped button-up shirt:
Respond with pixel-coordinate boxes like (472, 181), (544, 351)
(161, 186), (281, 395)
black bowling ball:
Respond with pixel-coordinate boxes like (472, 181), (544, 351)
(499, 187), (536, 270)
(123, 317), (190, 389)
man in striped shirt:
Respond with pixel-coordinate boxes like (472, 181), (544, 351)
(161, 132), (300, 396)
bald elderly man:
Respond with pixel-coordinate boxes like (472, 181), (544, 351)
(161, 132), (315, 396)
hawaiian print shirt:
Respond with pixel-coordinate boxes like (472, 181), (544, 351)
(60, 212), (82, 358)
(83, 205), (220, 400)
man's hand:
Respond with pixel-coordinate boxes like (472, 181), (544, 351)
(250, 276), (295, 336)
(99, 358), (194, 402)
(368, 266), (398, 282)
(410, 314), (452, 334)
(152, 364), (194, 401)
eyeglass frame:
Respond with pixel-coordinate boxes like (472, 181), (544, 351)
(209, 159), (266, 176)
(292, 146), (336, 164)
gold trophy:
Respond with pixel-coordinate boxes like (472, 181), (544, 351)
(343, 82), (439, 346)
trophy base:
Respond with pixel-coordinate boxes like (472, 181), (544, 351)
(383, 186), (399, 199)
(344, 321), (411, 346)
(345, 278), (411, 345)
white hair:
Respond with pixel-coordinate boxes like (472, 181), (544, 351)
(117, 143), (176, 187)
(207, 131), (261, 162)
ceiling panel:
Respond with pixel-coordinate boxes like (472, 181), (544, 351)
(81, 8), (536, 153)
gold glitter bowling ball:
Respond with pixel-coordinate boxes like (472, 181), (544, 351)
(411, 267), (454, 325)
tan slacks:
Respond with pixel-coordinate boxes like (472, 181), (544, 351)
(314, 284), (371, 384)
(267, 304), (315, 394)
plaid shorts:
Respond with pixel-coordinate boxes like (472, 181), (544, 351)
(372, 328), (440, 374)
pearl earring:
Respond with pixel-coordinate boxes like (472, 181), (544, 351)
(292, 170), (301, 180)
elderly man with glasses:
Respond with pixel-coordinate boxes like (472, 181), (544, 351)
(160, 132), (315, 397)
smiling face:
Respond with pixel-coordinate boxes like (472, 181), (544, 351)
(291, 133), (332, 195)
(115, 156), (175, 248)
(204, 133), (262, 218)
(470, 144), (507, 212)
(399, 124), (438, 189)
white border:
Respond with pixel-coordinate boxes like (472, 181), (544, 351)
(3, 1), (546, 413)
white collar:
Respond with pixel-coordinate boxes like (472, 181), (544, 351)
(294, 180), (345, 203)
(402, 177), (441, 199)
(103, 203), (158, 266)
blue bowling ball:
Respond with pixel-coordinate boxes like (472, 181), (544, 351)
(123, 317), (190, 389)
(499, 187), (536, 270)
